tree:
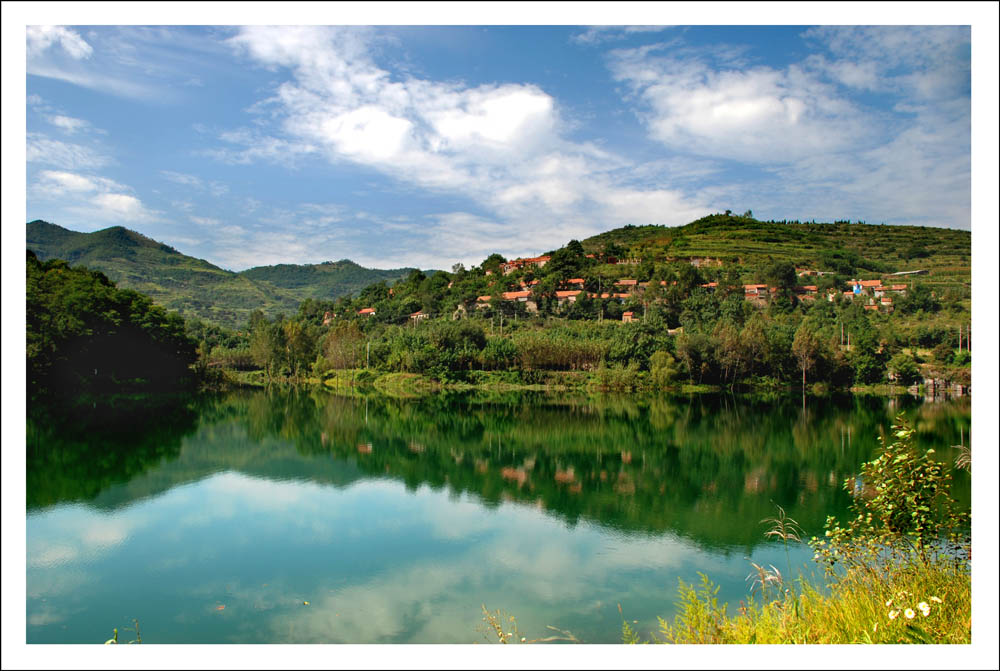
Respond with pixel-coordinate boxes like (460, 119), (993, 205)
(763, 260), (796, 292)
(887, 352), (921, 386)
(792, 324), (821, 388)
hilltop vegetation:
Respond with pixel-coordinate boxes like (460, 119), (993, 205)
(26, 221), (419, 329)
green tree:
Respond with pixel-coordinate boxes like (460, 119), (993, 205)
(792, 324), (822, 388)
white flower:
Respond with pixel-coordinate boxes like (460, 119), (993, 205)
(929, 596), (943, 604)
(904, 608), (916, 619)
(918, 602), (931, 616)
(888, 609), (900, 620)
(885, 599), (893, 607)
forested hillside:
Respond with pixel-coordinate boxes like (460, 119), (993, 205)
(26, 221), (421, 329)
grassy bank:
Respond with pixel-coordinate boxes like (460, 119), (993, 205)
(633, 558), (970, 644)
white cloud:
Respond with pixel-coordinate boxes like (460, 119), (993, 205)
(26, 133), (111, 170)
(26, 26), (93, 60)
(216, 26), (708, 265)
(33, 169), (123, 196)
(609, 44), (873, 163)
(608, 28), (970, 229)
(31, 169), (161, 225)
(46, 114), (89, 133)
(92, 193), (146, 218)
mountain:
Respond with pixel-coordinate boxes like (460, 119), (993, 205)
(240, 259), (417, 302)
(25, 221), (418, 329)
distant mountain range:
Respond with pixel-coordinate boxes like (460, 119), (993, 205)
(26, 220), (420, 329)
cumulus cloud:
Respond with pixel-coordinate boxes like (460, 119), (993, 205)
(608, 27), (970, 229)
(219, 26), (708, 262)
(608, 43), (873, 163)
(30, 169), (161, 225)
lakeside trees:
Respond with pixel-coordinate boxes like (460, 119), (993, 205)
(27, 251), (197, 400)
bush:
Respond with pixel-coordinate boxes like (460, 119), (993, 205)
(887, 352), (921, 386)
(648, 350), (680, 387)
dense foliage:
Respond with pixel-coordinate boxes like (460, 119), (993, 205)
(27, 251), (198, 399)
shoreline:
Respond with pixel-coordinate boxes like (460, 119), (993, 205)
(218, 368), (970, 400)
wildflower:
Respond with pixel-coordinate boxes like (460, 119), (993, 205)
(918, 602), (930, 617)
(888, 609), (900, 620)
(929, 596), (942, 604)
(520, 637), (526, 643)
(904, 608), (915, 619)
(885, 599), (893, 607)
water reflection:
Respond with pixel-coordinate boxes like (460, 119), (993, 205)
(26, 389), (971, 643)
(28, 389), (970, 550)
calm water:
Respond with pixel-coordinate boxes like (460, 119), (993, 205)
(26, 389), (970, 644)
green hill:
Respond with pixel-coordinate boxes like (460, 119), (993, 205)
(581, 214), (970, 287)
(240, 259), (416, 302)
(27, 220), (301, 329)
(26, 221), (429, 329)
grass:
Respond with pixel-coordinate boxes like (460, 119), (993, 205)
(642, 555), (970, 644)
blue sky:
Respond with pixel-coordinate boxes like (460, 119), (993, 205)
(9, 9), (990, 272)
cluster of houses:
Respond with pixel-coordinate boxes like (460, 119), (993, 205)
(334, 268), (916, 324)
(834, 279), (909, 313)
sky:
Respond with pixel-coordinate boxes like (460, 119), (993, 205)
(9, 9), (989, 274)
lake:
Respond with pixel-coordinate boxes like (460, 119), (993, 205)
(26, 389), (970, 644)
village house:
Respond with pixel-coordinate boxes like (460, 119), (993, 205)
(409, 310), (429, 322)
(501, 290), (538, 312)
(501, 256), (551, 275)
(555, 290), (582, 306)
(358, 307), (376, 316)
(621, 311), (635, 323)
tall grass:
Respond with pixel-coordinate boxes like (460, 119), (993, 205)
(625, 415), (971, 644)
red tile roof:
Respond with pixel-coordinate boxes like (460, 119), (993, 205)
(555, 290), (582, 298)
(358, 307), (375, 315)
(565, 278), (585, 285)
(477, 295), (491, 302)
(614, 279), (638, 286)
(502, 290), (532, 300)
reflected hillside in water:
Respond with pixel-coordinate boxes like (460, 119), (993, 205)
(28, 389), (970, 552)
